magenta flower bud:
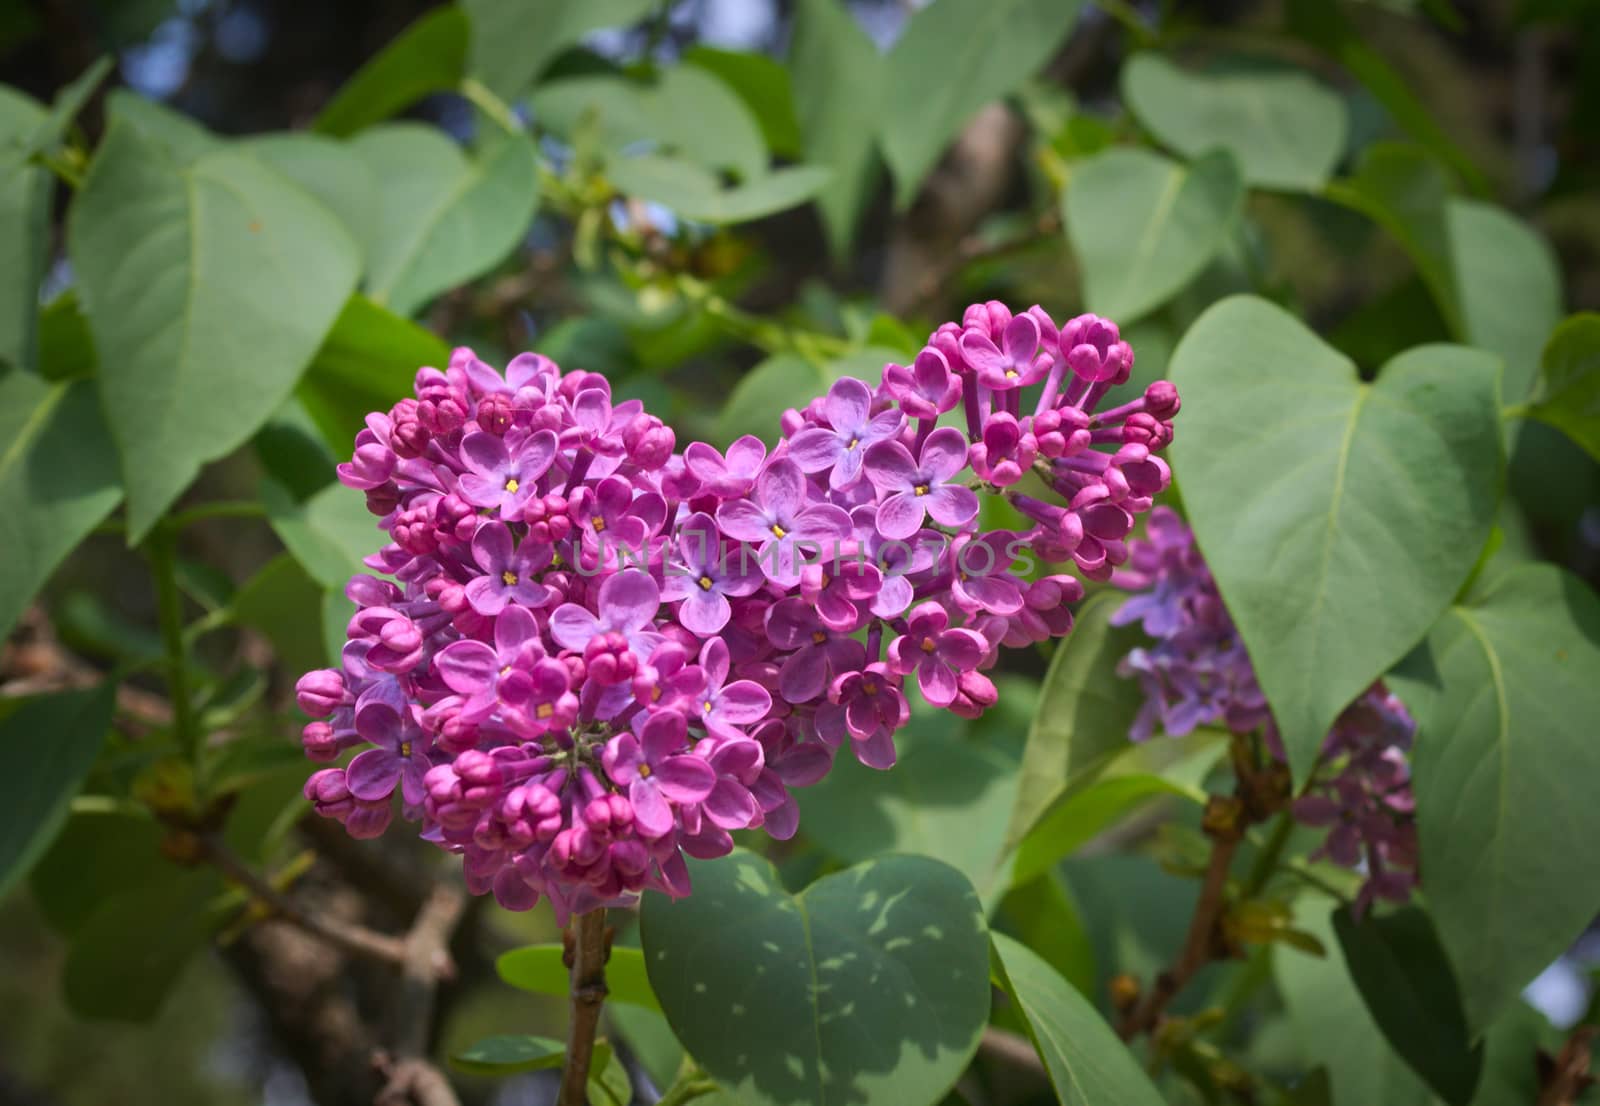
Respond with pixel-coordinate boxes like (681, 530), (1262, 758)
(1144, 380), (1180, 420)
(389, 398), (430, 458)
(583, 632), (637, 685)
(962, 299), (1012, 338)
(300, 721), (341, 761)
(623, 413), (675, 470)
(610, 839), (649, 877)
(1059, 313), (1132, 383)
(417, 379), (469, 435)
(295, 669), (348, 717)
(948, 670), (998, 720)
(477, 392), (514, 435)
(305, 767), (352, 808)
(780, 407), (806, 437)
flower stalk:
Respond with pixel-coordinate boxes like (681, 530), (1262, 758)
(557, 908), (610, 1106)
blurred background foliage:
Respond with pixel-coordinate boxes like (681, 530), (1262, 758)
(1, 0), (1598, 1104)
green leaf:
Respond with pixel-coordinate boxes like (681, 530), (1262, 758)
(789, 0), (885, 259)
(451, 1034), (566, 1075)
(62, 868), (218, 1021)
(1277, 901), (1434, 1106)
(1004, 593), (1147, 850)
(313, 6), (469, 137)
(351, 123), (538, 318)
(240, 132), (377, 260)
(716, 353), (828, 447)
(28, 56), (112, 156)
(990, 932), (1166, 1106)
(497, 943), (662, 1013)
(797, 734), (1019, 903)
(996, 872), (1097, 998)
(1286, 0), (1487, 194)
(685, 47), (803, 159)
(1525, 313), (1600, 461)
(641, 850), (990, 1106)
(30, 810), (168, 934)
(36, 291), (98, 382)
(0, 373), (124, 639)
(1447, 199), (1562, 402)
(462, 0), (658, 102)
(104, 89), (222, 164)
(0, 685), (115, 899)
(1386, 563), (1600, 1032)
(0, 86), (49, 372)
(297, 294), (452, 452)
(1065, 147), (1244, 324)
(233, 554), (329, 675)
(263, 478), (380, 591)
(1168, 296), (1503, 779)
(588, 1041), (632, 1106)
(880, 0), (1087, 207)
(1011, 771), (1208, 889)
(608, 155), (831, 225)
(1325, 143), (1461, 337)
(531, 68), (768, 182)
(1121, 53), (1347, 191)
(69, 116), (361, 540)
(1333, 906), (1483, 1105)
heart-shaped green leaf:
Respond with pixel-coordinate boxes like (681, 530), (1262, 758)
(789, 0), (884, 259)
(497, 943), (661, 1013)
(1121, 53), (1347, 190)
(798, 734), (1019, 904)
(1168, 296), (1503, 779)
(1065, 147), (1243, 324)
(879, 0), (1086, 207)
(641, 850), (990, 1106)
(0, 373), (124, 639)
(462, 0), (658, 102)
(1388, 563), (1600, 1032)
(0, 86), (48, 373)
(990, 932), (1165, 1106)
(1004, 593), (1148, 850)
(350, 123), (538, 319)
(606, 156), (831, 225)
(1447, 199), (1561, 403)
(313, 7), (468, 138)
(0, 685), (116, 899)
(1333, 906), (1482, 1104)
(263, 478), (378, 591)
(69, 113), (361, 540)
(1525, 313), (1600, 462)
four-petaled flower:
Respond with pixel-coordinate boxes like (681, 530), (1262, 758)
(863, 427), (979, 539)
(660, 512), (764, 634)
(787, 378), (905, 489)
(602, 712), (715, 838)
(887, 602), (988, 708)
(457, 428), (558, 518)
(715, 458), (852, 585)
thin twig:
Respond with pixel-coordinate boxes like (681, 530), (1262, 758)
(1536, 1025), (1597, 1106)
(558, 909), (611, 1106)
(374, 1055), (461, 1106)
(1117, 799), (1244, 1040)
(376, 882), (469, 1106)
(199, 832), (412, 968)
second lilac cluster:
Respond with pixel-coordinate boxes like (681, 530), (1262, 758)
(1110, 508), (1418, 914)
(293, 302), (1180, 920)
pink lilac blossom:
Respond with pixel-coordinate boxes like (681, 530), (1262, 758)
(1110, 507), (1418, 915)
(296, 305), (1179, 921)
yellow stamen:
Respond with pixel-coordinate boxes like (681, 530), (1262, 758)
(862, 680), (879, 695)
(697, 575), (715, 591)
(638, 763), (652, 778)
(812, 631), (827, 645)
(535, 703), (554, 720)
(914, 484), (930, 496)
(920, 637), (937, 654)
(703, 700), (714, 714)
(399, 741), (412, 757)
(771, 523), (787, 538)
(504, 477), (519, 493)
(651, 686), (662, 702)
(591, 516), (606, 532)
(501, 570), (517, 586)
(847, 437), (860, 449)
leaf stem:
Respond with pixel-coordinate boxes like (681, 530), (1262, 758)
(146, 525), (198, 760)
(557, 909), (611, 1106)
(1241, 811), (1295, 898)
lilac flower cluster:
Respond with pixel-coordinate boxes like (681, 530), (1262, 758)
(294, 302), (1179, 920)
(1110, 508), (1418, 914)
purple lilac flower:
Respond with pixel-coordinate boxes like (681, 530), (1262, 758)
(1111, 507), (1418, 914)
(863, 427), (980, 539)
(660, 512), (763, 634)
(295, 304), (1182, 917)
(787, 377), (905, 489)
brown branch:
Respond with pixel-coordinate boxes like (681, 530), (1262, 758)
(1117, 798), (1246, 1040)
(979, 1026), (1048, 1077)
(374, 1055), (461, 1106)
(200, 831), (414, 969)
(1537, 1025), (1597, 1106)
(557, 909), (612, 1106)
